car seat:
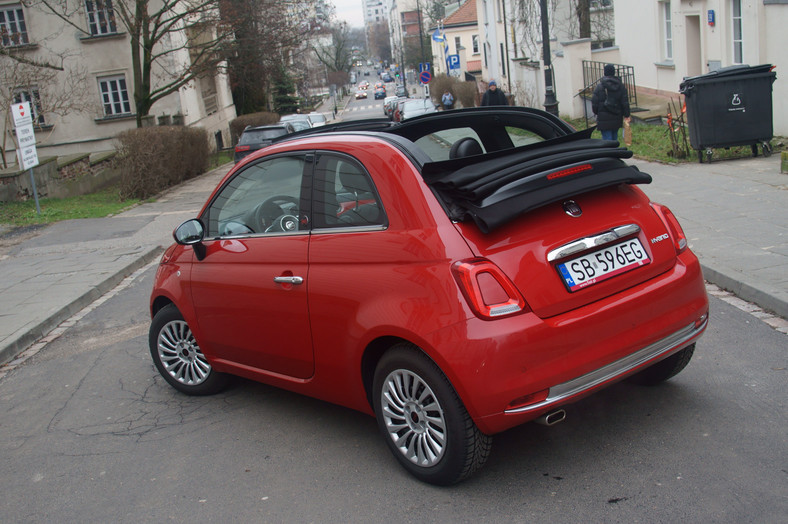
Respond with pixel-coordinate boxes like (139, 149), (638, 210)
(449, 137), (483, 159)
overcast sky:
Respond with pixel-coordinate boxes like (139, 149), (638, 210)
(332, 0), (365, 28)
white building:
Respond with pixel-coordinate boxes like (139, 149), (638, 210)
(0, 0), (236, 161)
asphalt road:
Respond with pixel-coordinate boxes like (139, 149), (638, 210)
(0, 262), (785, 522)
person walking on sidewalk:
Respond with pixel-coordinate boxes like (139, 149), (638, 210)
(481, 80), (508, 106)
(592, 64), (631, 141)
(442, 90), (455, 110)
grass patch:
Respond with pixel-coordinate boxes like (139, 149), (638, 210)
(564, 116), (786, 164)
(0, 184), (140, 227)
(208, 149), (233, 169)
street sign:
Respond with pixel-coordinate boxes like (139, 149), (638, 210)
(11, 102), (39, 170)
(11, 101), (33, 127)
(17, 144), (39, 170)
(447, 54), (460, 70)
(419, 62), (431, 73)
(419, 70), (432, 84)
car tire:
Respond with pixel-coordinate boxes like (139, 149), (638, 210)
(630, 344), (696, 386)
(373, 343), (492, 485)
(149, 304), (228, 395)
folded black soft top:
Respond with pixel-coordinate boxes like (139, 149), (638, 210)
(421, 129), (651, 233)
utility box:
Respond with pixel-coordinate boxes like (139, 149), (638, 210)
(679, 64), (776, 163)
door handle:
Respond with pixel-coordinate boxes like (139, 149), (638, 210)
(273, 276), (304, 285)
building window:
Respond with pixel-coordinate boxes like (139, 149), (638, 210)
(98, 75), (132, 116)
(0, 4), (29, 47)
(85, 1), (117, 36)
(13, 88), (45, 125)
(472, 34), (479, 54)
(732, 0), (743, 63)
(454, 36), (461, 54)
(662, 1), (673, 60)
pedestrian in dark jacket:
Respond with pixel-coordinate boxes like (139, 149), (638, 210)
(481, 80), (508, 106)
(592, 64), (631, 141)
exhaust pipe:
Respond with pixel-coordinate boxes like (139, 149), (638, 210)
(535, 409), (566, 426)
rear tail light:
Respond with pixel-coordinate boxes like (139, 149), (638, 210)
(452, 258), (528, 319)
(235, 145), (251, 153)
(651, 203), (688, 254)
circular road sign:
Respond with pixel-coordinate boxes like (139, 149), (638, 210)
(419, 70), (432, 84)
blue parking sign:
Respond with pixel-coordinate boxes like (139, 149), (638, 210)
(447, 55), (460, 70)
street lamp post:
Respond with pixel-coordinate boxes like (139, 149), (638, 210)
(540, 0), (559, 116)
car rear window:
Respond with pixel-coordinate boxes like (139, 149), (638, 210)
(239, 128), (287, 144)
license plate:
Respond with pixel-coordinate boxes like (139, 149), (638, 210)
(557, 238), (650, 292)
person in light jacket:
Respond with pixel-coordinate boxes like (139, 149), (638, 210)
(592, 64), (631, 141)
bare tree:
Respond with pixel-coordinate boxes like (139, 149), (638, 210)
(312, 22), (354, 74)
(368, 21), (392, 63)
(28, 0), (234, 127)
(220, 0), (329, 114)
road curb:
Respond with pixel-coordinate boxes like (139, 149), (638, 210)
(0, 245), (163, 365)
(700, 263), (788, 320)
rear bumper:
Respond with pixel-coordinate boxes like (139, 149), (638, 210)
(427, 252), (708, 435)
(504, 315), (706, 415)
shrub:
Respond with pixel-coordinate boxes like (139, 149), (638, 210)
(116, 126), (210, 199)
(230, 111), (280, 145)
(454, 81), (480, 108)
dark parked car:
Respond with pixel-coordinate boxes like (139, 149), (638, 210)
(233, 123), (294, 163)
(151, 107), (708, 485)
(374, 87), (386, 99)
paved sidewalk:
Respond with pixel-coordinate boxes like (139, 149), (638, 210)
(0, 152), (786, 365)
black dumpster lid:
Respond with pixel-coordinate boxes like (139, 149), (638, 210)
(681, 64), (775, 85)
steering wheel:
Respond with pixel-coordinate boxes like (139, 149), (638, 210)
(252, 195), (300, 232)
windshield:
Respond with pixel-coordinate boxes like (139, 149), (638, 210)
(239, 128), (287, 144)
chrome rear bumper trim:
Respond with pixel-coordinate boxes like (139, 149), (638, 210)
(505, 317), (708, 414)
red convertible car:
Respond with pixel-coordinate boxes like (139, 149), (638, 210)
(149, 107), (708, 485)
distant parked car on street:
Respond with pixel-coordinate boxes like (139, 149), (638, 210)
(395, 84), (407, 97)
(233, 123), (294, 163)
(383, 96), (398, 118)
(308, 112), (327, 127)
(280, 114), (313, 132)
(399, 98), (438, 120)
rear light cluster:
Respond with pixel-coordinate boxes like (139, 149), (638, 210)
(650, 203), (688, 254)
(452, 258), (528, 319)
(235, 145), (251, 153)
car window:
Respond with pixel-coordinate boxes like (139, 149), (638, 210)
(204, 155), (308, 238)
(239, 128), (287, 144)
(505, 126), (545, 148)
(414, 127), (486, 161)
(312, 154), (386, 229)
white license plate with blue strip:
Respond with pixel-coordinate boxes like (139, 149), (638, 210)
(557, 238), (650, 292)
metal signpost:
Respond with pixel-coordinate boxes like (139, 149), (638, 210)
(11, 102), (41, 214)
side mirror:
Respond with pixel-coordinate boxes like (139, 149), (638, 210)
(174, 219), (207, 260)
(174, 219), (205, 245)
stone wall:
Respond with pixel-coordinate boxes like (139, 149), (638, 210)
(0, 153), (119, 203)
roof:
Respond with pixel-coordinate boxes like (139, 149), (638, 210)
(444, 0), (477, 27)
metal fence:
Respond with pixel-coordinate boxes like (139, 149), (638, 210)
(579, 60), (638, 127)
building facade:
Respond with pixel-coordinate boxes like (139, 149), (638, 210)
(0, 0), (236, 162)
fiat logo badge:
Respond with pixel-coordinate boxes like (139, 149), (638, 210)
(563, 200), (582, 217)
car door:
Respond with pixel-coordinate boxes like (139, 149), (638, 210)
(189, 153), (315, 379)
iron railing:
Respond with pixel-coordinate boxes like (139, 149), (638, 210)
(580, 60), (638, 126)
